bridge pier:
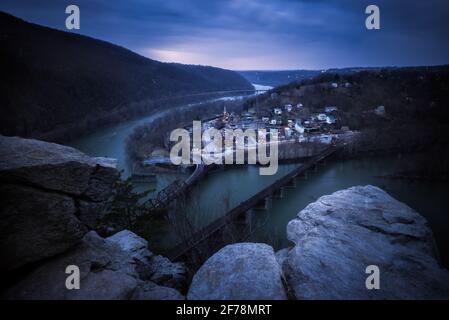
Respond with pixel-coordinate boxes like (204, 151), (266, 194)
(245, 211), (253, 233)
(253, 197), (269, 210)
(167, 144), (344, 263)
(234, 210), (249, 224)
(296, 171), (308, 180)
(317, 159), (327, 167)
(272, 188), (284, 199)
(285, 178), (297, 188)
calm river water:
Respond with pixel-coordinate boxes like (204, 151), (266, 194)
(68, 88), (449, 267)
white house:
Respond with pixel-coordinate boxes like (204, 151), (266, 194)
(296, 103), (303, 109)
(284, 127), (293, 138)
(269, 119), (277, 125)
(326, 115), (336, 124)
(317, 113), (327, 121)
(285, 104), (293, 112)
(262, 117), (270, 123)
(325, 106), (338, 113)
(294, 121), (305, 134)
(331, 82), (338, 88)
(274, 108), (282, 115)
(374, 105), (386, 116)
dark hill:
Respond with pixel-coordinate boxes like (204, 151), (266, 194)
(0, 12), (253, 140)
(238, 67), (395, 87)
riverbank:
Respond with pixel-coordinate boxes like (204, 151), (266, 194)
(67, 96), (247, 177)
(145, 150), (449, 270)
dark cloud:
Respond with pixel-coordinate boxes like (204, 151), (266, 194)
(1, 0), (449, 69)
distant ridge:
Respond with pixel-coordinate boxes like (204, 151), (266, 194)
(0, 12), (253, 140)
(238, 65), (448, 87)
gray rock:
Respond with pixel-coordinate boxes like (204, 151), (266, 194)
(150, 255), (187, 290)
(106, 230), (186, 289)
(132, 282), (185, 300)
(107, 230), (153, 261)
(2, 231), (186, 300)
(107, 230), (154, 280)
(275, 248), (290, 268)
(0, 183), (87, 271)
(284, 185), (449, 299)
(71, 270), (138, 300)
(0, 135), (117, 198)
(0, 135), (118, 270)
(3, 231), (139, 299)
(187, 243), (287, 300)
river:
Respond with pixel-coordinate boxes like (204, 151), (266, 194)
(67, 85), (449, 267)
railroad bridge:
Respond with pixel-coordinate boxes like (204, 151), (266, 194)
(167, 143), (347, 261)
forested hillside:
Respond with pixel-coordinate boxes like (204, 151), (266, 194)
(238, 67), (392, 87)
(245, 66), (449, 155)
(0, 12), (253, 140)
(238, 70), (321, 86)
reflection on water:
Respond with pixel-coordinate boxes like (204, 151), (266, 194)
(67, 105), (448, 267)
(247, 155), (449, 268)
(185, 164), (300, 227)
(130, 153), (449, 271)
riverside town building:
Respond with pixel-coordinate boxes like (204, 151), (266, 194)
(169, 121), (280, 175)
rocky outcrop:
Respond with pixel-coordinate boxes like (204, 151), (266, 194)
(186, 186), (449, 300)
(282, 185), (449, 299)
(107, 230), (154, 280)
(107, 230), (153, 262)
(107, 230), (187, 290)
(132, 282), (184, 300)
(3, 231), (185, 300)
(0, 183), (87, 272)
(0, 136), (185, 299)
(0, 135), (118, 271)
(187, 243), (287, 300)
(148, 255), (187, 290)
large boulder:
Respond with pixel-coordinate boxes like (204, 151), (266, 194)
(0, 183), (86, 272)
(283, 185), (449, 299)
(187, 243), (287, 300)
(0, 135), (117, 198)
(0, 135), (118, 271)
(2, 231), (185, 300)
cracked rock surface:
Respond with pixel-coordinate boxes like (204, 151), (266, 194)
(0, 135), (117, 271)
(3, 231), (184, 299)
(0, 136), (185, 299)
(187, 243), (287, 300)
(281, 185), (449, 299)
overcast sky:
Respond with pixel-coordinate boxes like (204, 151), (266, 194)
(2, 0), (449, 70)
